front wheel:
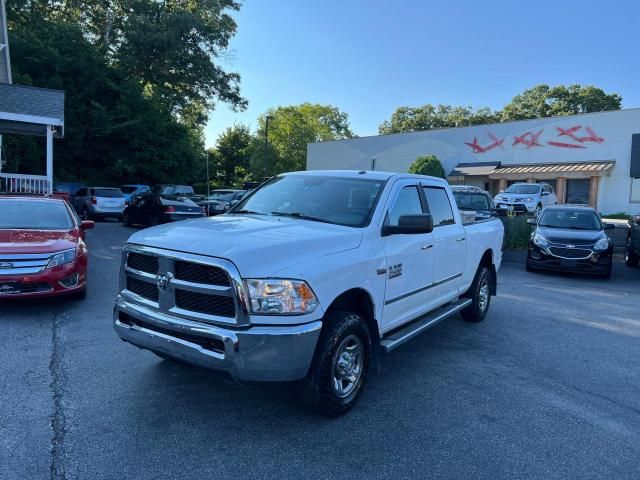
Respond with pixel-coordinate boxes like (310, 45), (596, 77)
(461, 266), (492, 322)
(625, 237), (639, 267)
(300, 311), (371, 417)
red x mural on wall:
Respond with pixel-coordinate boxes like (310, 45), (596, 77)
(547, 126), (605, 148)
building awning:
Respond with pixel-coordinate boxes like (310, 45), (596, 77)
(489, 161), (615, 180)
(448, 161), (501, 177)
(0, 84), (65, 137)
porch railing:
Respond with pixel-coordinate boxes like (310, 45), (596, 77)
(0, 173), (51, 195)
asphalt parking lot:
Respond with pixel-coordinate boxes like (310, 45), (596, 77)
(2, 221), (640, 480)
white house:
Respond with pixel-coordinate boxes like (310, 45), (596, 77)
(307, 109), (640, 214)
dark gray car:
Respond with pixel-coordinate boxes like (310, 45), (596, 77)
(71, 187), (126, 220)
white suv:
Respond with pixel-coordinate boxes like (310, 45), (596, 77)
(493, 182), (557, 215)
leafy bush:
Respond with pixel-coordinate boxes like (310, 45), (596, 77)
(601, 212), (630, 220)
(500, 215), (534, 250)
(408, 155), (445, 178)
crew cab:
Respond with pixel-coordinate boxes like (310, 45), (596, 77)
(113, 171), (504, 415)
(0, 195), (94, 299)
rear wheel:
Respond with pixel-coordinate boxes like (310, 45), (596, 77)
(80, 208), (90, 221)
(625, 237), (639, 267)
(300, 311), (371, 417)
(123, 211), (133, 227)
(148, 214), (160, 227)
(461, 266), (492, 322)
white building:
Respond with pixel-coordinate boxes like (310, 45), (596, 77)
(307, 109), (640, 214)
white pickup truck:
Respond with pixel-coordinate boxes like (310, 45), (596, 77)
(114, 170), (504, 415)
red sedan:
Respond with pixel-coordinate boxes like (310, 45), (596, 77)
(0, 196), (94, 299)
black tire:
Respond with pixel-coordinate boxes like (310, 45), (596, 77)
(625, 237), (640, 267)
(123, 211), (133, 227)
(525, 260), (536, 272)
(300, 311), (371, 417)
(461, 265), (492, 323)
(80, 208), (90, 221)
(148, 214), (160, 227)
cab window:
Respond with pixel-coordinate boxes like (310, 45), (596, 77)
(386, 186), (423, 226)
(422, 187), (455, 227)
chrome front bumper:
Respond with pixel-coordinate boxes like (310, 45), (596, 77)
(113, 295), (322, 381)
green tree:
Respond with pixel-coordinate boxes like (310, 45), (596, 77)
(207, 124), (254, 187)
(501, 84), (622, 121)
(379, 105), (499, 134)
(408, 155), (445, 178)
(250, 103), (354, 176)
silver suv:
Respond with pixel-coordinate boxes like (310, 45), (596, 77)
(72, 187), (126, 220)
(493, 182), (557, 215)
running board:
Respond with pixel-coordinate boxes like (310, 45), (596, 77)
(380, 298), (472, 353)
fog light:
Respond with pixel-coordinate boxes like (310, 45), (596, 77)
(59, 273), (80, 288)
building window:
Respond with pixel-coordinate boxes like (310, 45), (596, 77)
(631, 178), (640, 203)
(566, 179), (590, 204)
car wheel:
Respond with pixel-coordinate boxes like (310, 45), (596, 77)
(80, 208), (90, 221)
(300, 310), (371, 417)
(461, 265), (492, 323)
(123, 212), (133, 227)
(534, 203), (542, 216)
(625, 237), (640, 267)
(149, 214), (160, 227)
(525, 260), (536, 272)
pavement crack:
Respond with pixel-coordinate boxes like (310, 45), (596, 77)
(49, 312), (67, 480)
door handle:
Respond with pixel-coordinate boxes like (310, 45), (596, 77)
(421, 244), (433, 250)
(456, 237), (466, 242)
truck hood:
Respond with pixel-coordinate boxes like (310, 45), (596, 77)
(0, 229), (79, 254)
(127, 215), (363, 276)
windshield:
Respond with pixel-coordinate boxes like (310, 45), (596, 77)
(208, 191), (236, 201)
(158, 185), (194, 196)
(0, 199), (74, 229)
(453, 192), (491, 211)
(94, 188), (124, 198)
(504, 184), (541, 195)
(538, 209), (602, 230)
(230, 175), (385, 227)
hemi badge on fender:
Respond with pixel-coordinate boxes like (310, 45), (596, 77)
(376, 268), (387, 275)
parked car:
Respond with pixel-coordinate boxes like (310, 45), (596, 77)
(526, 205), (615, 277)
(71, 187), (126, 221)
(450, 185), (494, 220)
(53, 182), (85, 197)
(198, 189), (247, 216)
(122, 190), (205, 227)
(0, 195), (94, 299)
(120, 184), (150, 203)
(494, 182), (557, 215)
(625, 214), (640, 267)
(113, 170), (504, 416)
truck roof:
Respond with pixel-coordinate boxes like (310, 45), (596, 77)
(286, 170), (446, 183)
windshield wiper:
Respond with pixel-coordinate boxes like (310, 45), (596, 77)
(270, 211), (334, 224)
(228, 209), (266, 215)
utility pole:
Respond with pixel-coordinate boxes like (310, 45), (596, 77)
(0, 0), (13, 173)
(264, 115), (273, 179)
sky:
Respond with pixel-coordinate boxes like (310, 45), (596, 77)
(205, 0), (640, 147)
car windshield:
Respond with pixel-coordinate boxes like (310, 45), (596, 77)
(158, 185), (193, 196)
(538, 209), (602, 230)
(208, 191), (236, 201)
(504, 184), (541, 194)
(120, 186), (138, 194)
(453, 192), (491, 211)
(230, 175), (385, 227)
(0, 199), (74, 229)
(94, 188), (124, 198)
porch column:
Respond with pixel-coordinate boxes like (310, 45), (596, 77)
(498, 178), (507, 192)
(556, 177), (566, 204)
(46, 125), (53, 194)
(589, 176), (599, 208)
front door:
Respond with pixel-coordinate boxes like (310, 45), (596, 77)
(380, 182), (435, 331)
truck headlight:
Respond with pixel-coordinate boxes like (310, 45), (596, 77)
(533, 232), (548, 248)
(594, 237), (609, 251)
(245, 279), (319, 315)
(47, 249), (77, 269)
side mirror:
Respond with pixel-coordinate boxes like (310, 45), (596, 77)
(80, 220), (95, 230)
(382, 214), (434, 236)
(541, 191), (550, 196)
(603, 223), (616, 230)
(526, 218), (537, 225)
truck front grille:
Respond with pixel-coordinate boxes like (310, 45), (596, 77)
(121, 246), (248, 326)
(127, 276), (159, 302)
(175, 289), (235, 317)
(174, 261), (229, 286)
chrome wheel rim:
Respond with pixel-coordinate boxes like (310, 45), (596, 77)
(332, 334), (364, 399)
(478, 277), (490, 312)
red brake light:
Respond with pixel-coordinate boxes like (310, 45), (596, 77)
(91, 197), (97, 205)
(165, 206), (176, 213)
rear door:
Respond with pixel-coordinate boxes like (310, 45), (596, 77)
(380, 180), (435, 330)
(422, 185), (467, 302)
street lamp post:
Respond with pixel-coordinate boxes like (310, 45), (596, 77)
(264, 115), (273, 179)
